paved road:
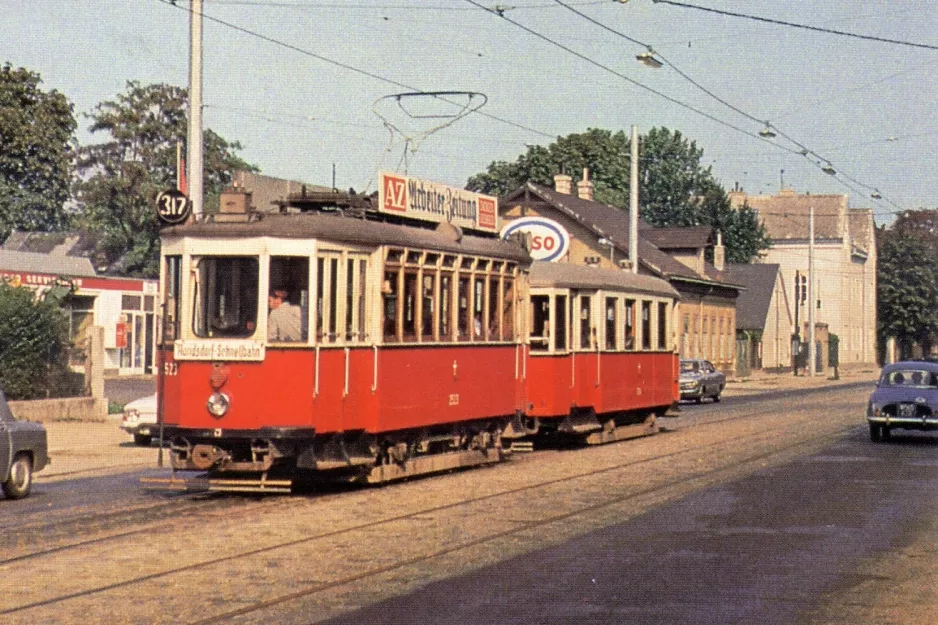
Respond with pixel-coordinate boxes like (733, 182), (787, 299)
(320, 427), (938, 625)
(104, 376), (156, 405)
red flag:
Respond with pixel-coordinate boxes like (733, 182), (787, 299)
(177, 142), (187, 194)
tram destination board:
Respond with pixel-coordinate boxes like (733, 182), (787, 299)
(156, 188), (192, 225)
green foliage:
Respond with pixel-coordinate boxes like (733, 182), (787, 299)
(0, 282), (75, 400)
(73, 81), (257, 277)
(876, 210), (938, 358)
(0, 63), (77, 241)
(467, 127), (769, 263)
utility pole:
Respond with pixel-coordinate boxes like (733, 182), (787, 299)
(808, 204), (816, 376)
(629, 125), (639, 274)
(188, 0), (204, 219)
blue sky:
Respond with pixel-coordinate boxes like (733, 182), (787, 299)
(4, 0), (936, 223)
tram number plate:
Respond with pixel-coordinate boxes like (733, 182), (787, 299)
(448, 394), (459, 406)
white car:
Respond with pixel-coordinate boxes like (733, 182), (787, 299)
(120, 394), (158, 446)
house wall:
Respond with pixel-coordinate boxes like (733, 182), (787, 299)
(760, 239), (876, 364)
(760, 270), (794, 369)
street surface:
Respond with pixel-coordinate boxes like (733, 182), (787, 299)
(6, 376), (935, 624)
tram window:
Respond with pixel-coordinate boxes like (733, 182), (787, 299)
(344, 257), (368, 342)
(502, 278), (515, 341)
(442, 255), (457, 269)
(488, 276), (500, 340)
(406, 251), (422, 265)
(403, 271), (418, 341)
(555, 294), (567, 350)
(473, 276), (485, 340)
(192, 256), (259, 339)
(457, 275), (471, 340)
(530, 295), (549, 351)
(162, 255), (181, 342)
(421, 273), (435, 339)
(605, 297), (618, 350)
(624, 299), (635, 350)
(461, 257), (475, 270)
(270, 256), (309, 343)
(658, 302), (668, 350)
(641, 301), (652, 350)
(382, 267), (400, 342)
(579, 295), (592, 349)
(387, 249), (404, 264)
(440, 272), (453, 340)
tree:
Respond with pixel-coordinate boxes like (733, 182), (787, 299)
(467, 127), (769, 263)
(0, 63), (77, 241)
(877, 209), (938, 358)
(0, 282), (77, 400)
(74, 82), (257, 277)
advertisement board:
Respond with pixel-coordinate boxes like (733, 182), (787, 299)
(500, 216), (571, 262)
(378, 172), (498, 233)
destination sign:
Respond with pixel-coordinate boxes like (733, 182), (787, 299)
(378, 172), (498, 233)
(174, 340), (265, 361)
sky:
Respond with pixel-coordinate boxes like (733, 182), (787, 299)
(4, 0), (937, 224)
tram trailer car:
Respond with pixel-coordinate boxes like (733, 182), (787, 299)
(524, 262), (679, 444)
(150, 210), (679, 492)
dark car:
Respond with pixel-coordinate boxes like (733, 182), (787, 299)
(679, 358), (726, 403)
(0, 387), (49, 499)
(867, 361), (938, 442)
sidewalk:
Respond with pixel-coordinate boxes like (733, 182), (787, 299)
(36, 365), (880, 484)
(724, 363), (879, 397)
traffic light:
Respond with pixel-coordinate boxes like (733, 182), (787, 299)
(800, 275), (807, 304)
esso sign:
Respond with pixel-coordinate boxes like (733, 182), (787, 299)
(500, 217), (570, 262)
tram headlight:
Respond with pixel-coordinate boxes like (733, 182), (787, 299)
(207, 392), (230, 418)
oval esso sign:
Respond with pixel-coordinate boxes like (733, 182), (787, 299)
(500, 217), (570, 262)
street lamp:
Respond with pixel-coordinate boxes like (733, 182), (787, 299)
(636, 51), (663, 69)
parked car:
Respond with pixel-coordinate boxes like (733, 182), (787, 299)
(1, 386), (49, 500)
(679, 359), (726, 403)
(867, 361), (938, 442)
(120, 393), (158, 446)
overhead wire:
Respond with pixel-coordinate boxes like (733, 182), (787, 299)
(651, 0), (938, 51)
(163, 0), (911, 216)
(545, 0), (907, 215)
(156, 0), (556, 140)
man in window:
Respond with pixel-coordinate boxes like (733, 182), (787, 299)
(268, 288), (302, 342)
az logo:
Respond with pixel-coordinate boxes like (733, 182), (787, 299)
(383, 174), (408, 212)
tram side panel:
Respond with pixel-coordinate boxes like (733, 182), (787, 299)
(373, 345), (519, 432)
(525, 354), (575, 418)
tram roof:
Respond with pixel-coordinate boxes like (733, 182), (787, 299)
(528, 261), (680, 300)
(162, 212), (531, 263)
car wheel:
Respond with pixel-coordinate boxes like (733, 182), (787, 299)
(2, 453), (33, 499)
(869, 423), (883, 442)
(694, 395), (702, 404)
(712, 391), (721, 403)
(133, 434), (153, 446)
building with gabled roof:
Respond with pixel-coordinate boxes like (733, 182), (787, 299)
(500, 172), (744, 372)
(729, 187), (876, 365)
(1, 231), (158, 376)
(721, 263), (792, 373)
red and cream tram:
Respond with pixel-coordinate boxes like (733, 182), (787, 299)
(150, 180), (678, 492)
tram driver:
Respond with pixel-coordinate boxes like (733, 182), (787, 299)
(268, 288), (302, 342)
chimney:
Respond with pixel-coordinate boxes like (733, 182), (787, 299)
(713, 231), (725, 272)
(577, 168), (594, 201)
(554, 173), (572, 195)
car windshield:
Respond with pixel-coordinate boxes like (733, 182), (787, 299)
(680, 361), (700, 373)
(881, 369), (938, 388)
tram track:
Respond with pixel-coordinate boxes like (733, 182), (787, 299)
(1, 385), (868, 623)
